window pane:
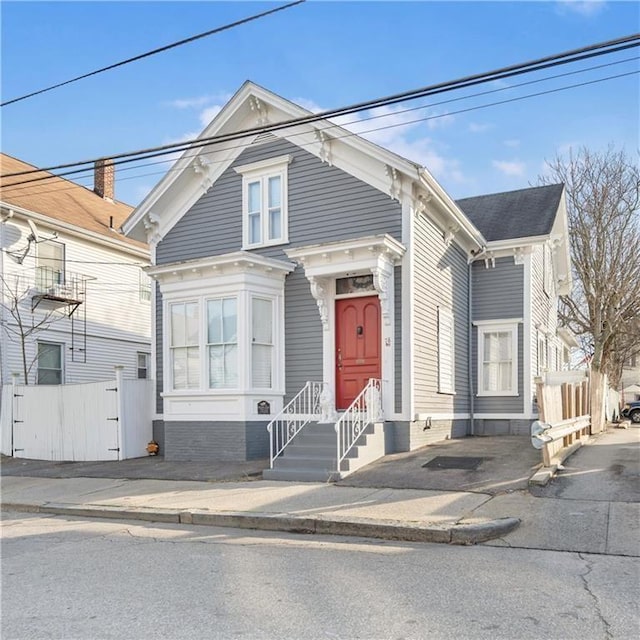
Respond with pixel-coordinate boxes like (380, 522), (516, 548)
(252, 344), (272, 388)
(209, 344), (237, 388)
(249, 212), (261, 244)
(38, 343), (61, 369)
(252, 298), (272, 343)
(222, 299), (237, 342)
(171, 305), (186, 347)
(207, 300), (222, 343)
(172, 349), (187, 389)
(248, 181), (261, 213)
(38, 369), (62, 385)
(185, 303), (199, 345)
(187, 347), (200, 388)
(268, 208), (281, 240)
(268, 176), (281, 208)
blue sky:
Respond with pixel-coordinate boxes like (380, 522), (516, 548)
(1, 0), (638, 206)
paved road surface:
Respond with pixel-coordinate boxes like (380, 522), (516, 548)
(2, 512), (639, 640)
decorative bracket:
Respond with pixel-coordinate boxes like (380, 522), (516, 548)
(249, 96), (269, 126)
(192, 155), (215, 194)
(514, 247), (525, 265)
(142, 212), (162, 246)
(308, 276), (331, 330)
(484, 252), (496, 269)
(315, 129), (333, 166)
(443, 224), (459, 247)
(412, 193), (431, 217)
(385, 165), (401, 201)
(371, 254), (394, 325)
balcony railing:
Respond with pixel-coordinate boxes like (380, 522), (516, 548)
(32, 267), (87, 302)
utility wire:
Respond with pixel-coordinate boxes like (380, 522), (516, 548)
(2, 32), (638, 185)
(2, 60), (637, 199)
(0, 0), (306, 108)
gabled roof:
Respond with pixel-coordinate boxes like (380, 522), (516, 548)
(0, 153), (146, 251)
(456, 184), (564, 242)
(122, 81), (485, 252)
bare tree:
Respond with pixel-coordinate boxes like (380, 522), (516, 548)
(0, 272), (68, 384)
(539, 146), (640, 428)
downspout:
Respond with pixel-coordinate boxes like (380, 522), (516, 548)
(467, 246), (487, 437)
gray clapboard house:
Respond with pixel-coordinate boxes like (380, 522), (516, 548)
(123, 82), (574, 480)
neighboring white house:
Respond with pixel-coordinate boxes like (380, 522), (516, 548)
(0, 153), (151, 387)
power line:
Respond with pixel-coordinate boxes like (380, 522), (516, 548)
(2, 33), (638, 186)
(1, 61), (637, 201)
(0, 34), (640, 184)
(0, 1), (306, 108)
(1, 59), (637, 201)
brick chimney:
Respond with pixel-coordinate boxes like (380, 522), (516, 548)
(94, 158), (114, 201)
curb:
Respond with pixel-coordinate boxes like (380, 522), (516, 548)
(1, 502), (520, 545)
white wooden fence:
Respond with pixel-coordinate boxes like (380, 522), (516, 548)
(0, 367), (153, 461)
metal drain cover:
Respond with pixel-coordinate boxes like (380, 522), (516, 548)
(422, 456), (485, 470)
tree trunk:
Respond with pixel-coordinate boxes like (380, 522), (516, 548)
(589, 369), (606, 433)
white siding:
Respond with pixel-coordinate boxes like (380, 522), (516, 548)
(1, 216), (151, 386)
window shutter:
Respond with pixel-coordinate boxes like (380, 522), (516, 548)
(438, 308), (455, 394)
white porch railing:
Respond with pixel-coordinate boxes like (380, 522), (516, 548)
(267, 381), (325, 468)
(336, 378), (382, 466)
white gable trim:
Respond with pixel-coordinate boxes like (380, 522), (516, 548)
(122, 82), (485, 254)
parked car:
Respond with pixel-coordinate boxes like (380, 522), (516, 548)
(621, 401), (640, 423)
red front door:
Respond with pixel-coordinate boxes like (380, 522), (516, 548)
(335, 296), (381, 410)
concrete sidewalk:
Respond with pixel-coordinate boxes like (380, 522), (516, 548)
(0, 475), (519, 545)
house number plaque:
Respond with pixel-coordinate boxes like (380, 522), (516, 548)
(257, 401), (271, 415)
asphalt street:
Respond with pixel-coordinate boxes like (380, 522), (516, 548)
(2, 512), (639, 640)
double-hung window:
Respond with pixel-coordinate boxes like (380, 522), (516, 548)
(207, 298), (238, 389)
(477, 322), (519, 396)
(252, 298), (273, 388)
(170, 302), (199, 390)
(37, 342), (63, 385)
(36, 239), (65, 289)
(235, 155), (291, 249)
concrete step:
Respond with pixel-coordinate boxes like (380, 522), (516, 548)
(274, 456), (338, 471)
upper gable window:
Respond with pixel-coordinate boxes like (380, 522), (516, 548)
(234, 155), (291, 249)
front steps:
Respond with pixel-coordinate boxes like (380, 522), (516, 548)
(263, 421), (386, 482)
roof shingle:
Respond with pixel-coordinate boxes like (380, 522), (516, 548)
(456, 183), (564, 242)
(0, 153), (145, 250)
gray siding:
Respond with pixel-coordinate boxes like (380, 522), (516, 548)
(472, 257), (523, 321)
(284, 267), (322, 404)
(155, 137), (403, 401)
(413, 214), (470, 415)
(471, 257), (525, 414)
(156, 138), (402, 265)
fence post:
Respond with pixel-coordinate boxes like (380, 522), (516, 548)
(114, 366), (125, 461)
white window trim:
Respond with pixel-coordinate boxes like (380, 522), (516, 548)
(235, 154), (291, 250)
(155, 253), (293, 421)
(137, 351), (150, 380)
(37, 341), (64, 385)
(437, 306), (455, 395)
(474, 319), (520, 397)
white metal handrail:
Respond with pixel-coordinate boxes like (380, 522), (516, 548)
(335, 378), (382, 465)
(267, 381), (324, 468)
